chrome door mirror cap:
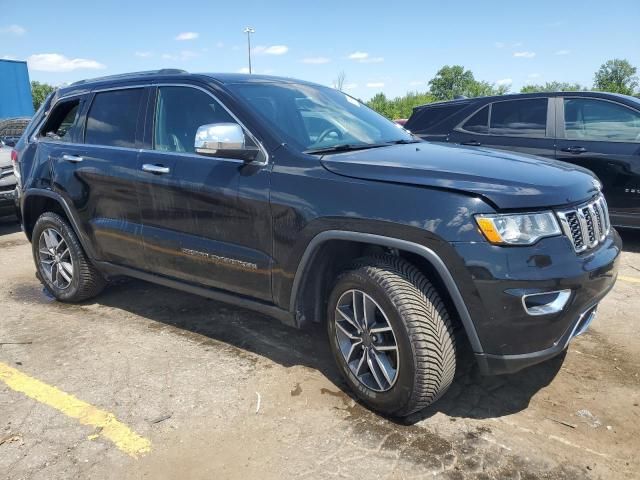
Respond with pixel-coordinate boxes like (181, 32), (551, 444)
(194, 123), (258, 162)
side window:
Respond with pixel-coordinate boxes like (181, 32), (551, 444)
(40, 99), (80, 142)
(154, 86), (235, 153)
(489, 98), (548, 137)
(85, 89), (144, 148)
(462, 105), (489, 134)
(564, 98), (640, 142)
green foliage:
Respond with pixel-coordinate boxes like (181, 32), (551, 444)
(593, 59), (638, 95)
(31, 81), (55, 110)
(428, 65), (509, 101)
(366, 91), (436, 119)
(520, 81), (586, 93)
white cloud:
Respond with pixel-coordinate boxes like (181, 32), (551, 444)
(513, 51), (536, 58)
(0, 25), (26, 35)
(175, 32), (199, 41)
(302, 56), (331, 64)
(512, 42), (523, 47)
(555, 49), (571, 55)
(343, 83), (358, 90)
(1, 55), (16, 60)
(348, 51), (369, 60)
(348, 51), (384, 63)
(409, 80), (425, 86)
(27, 53), (105, 72)
(253, 45), (288, 55)
(494, 42), (505, 48)
(237, 67), (250, 74)
(366, 82), (385, 88)
(135, 51), (152, 58)
(496, 78), (513, 86)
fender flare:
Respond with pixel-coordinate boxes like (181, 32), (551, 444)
(289, 230), (484, 353)
(21, 188), (97, 260)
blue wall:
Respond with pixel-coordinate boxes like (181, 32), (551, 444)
(0, 60), (35, 119)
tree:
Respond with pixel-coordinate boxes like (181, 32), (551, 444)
(428, 65), (476, 101)
(366, 91), (436, 120)
(31, 81), (55, 110)
(428, 65), (509, 100)
(593, 59), (638, 95)
(333, 71), (346, 92)
(520, 81), (586, 93)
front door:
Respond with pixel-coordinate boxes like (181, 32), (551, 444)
(449, 97), (556, 159)
(137, 84), (273, 301)
(555, 96), (640, 228)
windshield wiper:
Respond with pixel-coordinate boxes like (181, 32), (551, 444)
(304, 143), (389, 155)
(386, 139), (421, 145)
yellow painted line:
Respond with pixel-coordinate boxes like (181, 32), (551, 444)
(619, 275), (640, 284)
(0, 362), (151, 458)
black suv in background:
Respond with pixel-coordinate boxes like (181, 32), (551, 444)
(14, 71), (620, 417)
(405, 92), (640, 229)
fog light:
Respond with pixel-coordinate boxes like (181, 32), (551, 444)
(522, 290), (571, 316)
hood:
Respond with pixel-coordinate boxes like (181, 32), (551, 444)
(320, 142), (600, 209)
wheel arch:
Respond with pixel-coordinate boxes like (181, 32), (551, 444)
(21, 189), (96, 260)
(290, 230), (484, 353)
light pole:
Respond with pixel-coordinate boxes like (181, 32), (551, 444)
(243, 27), (255, 74)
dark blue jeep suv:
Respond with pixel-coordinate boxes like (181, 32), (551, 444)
(13, 70), (620, 416)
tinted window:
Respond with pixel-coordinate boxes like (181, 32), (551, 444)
(41, 100), (80, 142)
(564, 98), (640, 142)
(462, 105), (489, 133)
(85, 89), (144, 148)
(154, 86), (235, 153)
(408, 104), (460, 133)
(490, 98), (548, 137)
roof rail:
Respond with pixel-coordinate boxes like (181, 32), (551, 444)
(70, 69), (188, 86)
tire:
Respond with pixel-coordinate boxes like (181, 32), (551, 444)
(32, 212), (105, 302)
(327, 255), (456, 417)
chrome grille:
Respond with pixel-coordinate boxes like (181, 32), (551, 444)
(557, 195), (610, 253)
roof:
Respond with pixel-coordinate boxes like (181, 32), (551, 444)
(414, 91), (640, 111)
(57, 69), (324, 99)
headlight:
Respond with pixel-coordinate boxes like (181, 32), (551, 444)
(475, 212), (561, 245)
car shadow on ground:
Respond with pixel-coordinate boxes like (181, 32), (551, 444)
(618, 228), (640, 253)
(89, 277), (564, 425)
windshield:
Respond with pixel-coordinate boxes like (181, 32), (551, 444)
(227, 82), (413, 152)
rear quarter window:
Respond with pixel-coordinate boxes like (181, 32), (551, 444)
(406, 104), (463, 134)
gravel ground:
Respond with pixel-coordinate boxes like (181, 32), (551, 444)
(1, 217), (639, 480)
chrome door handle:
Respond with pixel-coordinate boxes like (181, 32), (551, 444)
(142, 164), (170, 174)
(62, 154), (83, 163)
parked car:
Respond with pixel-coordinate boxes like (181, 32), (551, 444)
(15, 70), (620, 416)
(0, 117), (32, 218)
(405, 92), (640, 229)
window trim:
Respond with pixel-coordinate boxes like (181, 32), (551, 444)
(558, 95), (640, 144)
(454, 97), (553, 139)
(145, 82), (269, 165)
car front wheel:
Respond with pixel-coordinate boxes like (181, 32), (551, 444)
(327, 255), (456, 417)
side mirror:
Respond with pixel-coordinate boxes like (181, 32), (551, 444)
(194, 123), (259, 162)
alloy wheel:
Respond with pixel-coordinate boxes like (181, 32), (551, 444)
(334, 289), (399, 392)
(38, 228), (74, 290)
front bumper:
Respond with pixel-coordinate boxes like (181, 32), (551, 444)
(453, 229), (621, 375)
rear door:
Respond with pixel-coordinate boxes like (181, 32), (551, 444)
(555, 96), (640, 227)
(449, 97), (557, 158)
(136, 84), (273, 301)
(49, 86), (148, 268)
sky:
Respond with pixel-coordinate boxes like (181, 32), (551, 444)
(1, 0), (639, 100)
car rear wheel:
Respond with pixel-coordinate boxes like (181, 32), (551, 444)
(32, 212), (105, 302)
(327, 255), (456, 417)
